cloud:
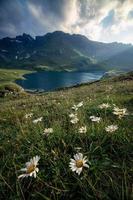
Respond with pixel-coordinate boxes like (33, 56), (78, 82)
(27, 0), (79, 33)
(101, 10), (115, 28)
(73, 0), (133, 43)
(0, 0), (133, 43)
(128, 9), (133, 19)
(0, 0), (23, 37)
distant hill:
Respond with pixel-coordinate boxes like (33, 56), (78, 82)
(105, 47), (133, 70)
(0, 31), (132, 72)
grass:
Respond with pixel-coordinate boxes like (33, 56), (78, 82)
(0, 73), (133, 199)
(0, 68), (32, 84)
(0, 68), (33, 97)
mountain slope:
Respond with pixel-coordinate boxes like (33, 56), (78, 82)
(105, 47), (133, 70)
(0, 72), (132, 199)
(0, 31), (132, 71)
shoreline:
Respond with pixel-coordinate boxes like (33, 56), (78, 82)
(16, 71), (103, 93)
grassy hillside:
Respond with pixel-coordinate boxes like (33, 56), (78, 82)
(0, 68), (32, 84)
(0, 69), (33, 97)
(0, 73), (133, 199)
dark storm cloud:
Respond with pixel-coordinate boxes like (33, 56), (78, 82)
(28, 0), (67, 20)
(0, 0), (74, 38)
(27, 0), (69, 32)
(0, 0), (25, 37)
(0, 0), (52, 38)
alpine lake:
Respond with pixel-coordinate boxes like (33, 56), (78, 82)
(16, 71), (104, 92)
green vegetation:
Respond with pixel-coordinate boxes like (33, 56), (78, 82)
(0, 69), (33, 97)
(34, 65), (76, 72)
(0, 68), (32, 84)
(0, 73), (133, 199)
(1, 31), (132, 72)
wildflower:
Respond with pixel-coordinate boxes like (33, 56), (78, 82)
(69, 113), (77, 118)
(77, 101), (83, 108)
(33, 117), (43, 124)
(70, 117), (79, 124)
(90, 116), (101, 123)
(113, 107), (128, 119)
(69, 153), (89, 175)
(25, 113), (33, 119)
(99, 103), (110, 109)
(69, 113), (79, 124)
(72, 104), (78, 111)
(18, 156), (40, 179)
(79, 126), (87, 133)
(105, 125), (118, 133)
(72, 101), (83, 111)
(43, 128), (53, 136)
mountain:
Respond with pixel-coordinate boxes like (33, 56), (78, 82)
(105, 46), (133, 70)
(0, 31), (132, 72)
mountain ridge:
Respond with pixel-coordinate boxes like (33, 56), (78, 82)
(0, 31), (132, 72)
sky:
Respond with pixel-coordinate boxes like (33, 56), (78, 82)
(0, 0), (133, 44)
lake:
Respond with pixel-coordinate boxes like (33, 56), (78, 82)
(16, 71), (104, 92)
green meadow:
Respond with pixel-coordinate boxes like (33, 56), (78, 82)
(0, 69), (32, 83)
(0, 72), (133, 199)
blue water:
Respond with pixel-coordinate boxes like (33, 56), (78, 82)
(16, 71), (103, 91)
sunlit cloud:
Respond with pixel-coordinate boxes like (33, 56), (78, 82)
(0, 0), (133, 44)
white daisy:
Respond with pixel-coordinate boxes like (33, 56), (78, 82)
(79, 126), (87, 133)
(113, 107), (128, 119)
(72, 101), (83, 111)
(72, 105), (78, 111)
(69, 113), (77, 118)
(77, 101), (83, 108)
(90, 116), (101, 123)
(69, 153), (89, 175)
(33, 117), (43, 124)
(105, 125), (118, 133)
(43, 128), (53, 136)
(69, 113), (79, 124)
(18, 155), (40, 179)
(99, 103), (110, 109)
(70, 117), (79, 124)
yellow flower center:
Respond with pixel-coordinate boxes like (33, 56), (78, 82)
(27, 164), (36, 174)
(76, 160), (83, 168)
